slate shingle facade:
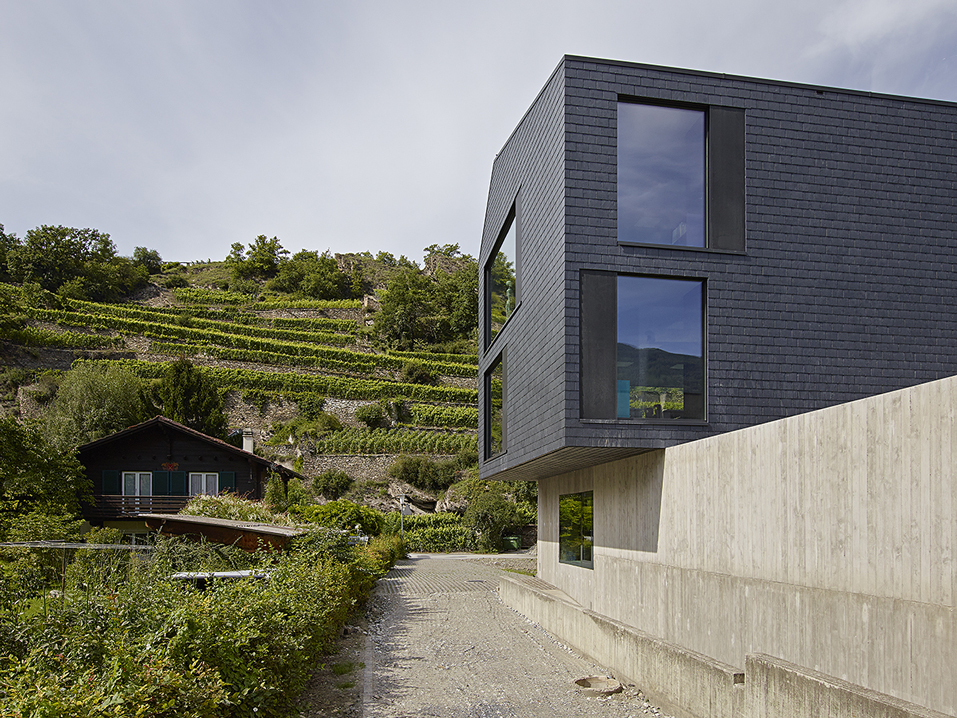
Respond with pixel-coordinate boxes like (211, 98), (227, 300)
(479, 55), (957, 483)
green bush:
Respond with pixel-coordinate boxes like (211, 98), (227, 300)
(401, 360), (437, 385)
(163, 274), (189, 289)
(355, 402), (386, 428)
(312, 469), (353, 500)
(464, 482), (520, 551)
(0, 527), (402, 717)
(388, 454), (459, 492)
(291, 500), (384, 536)
(264, 473), (288, 512)
(286, 477), (313, 507)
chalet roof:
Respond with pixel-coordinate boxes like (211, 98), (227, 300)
(77, 415), (305, 480)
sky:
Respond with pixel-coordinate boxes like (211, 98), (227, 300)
(3, 0), (957, 265)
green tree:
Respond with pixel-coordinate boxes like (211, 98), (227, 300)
(40, 363), (152, 450)
(5, 225), (147, 302)
(132, 246), (163, 274)
(0, 224), (18, 283)
(226, 235), (288, 280)
(266, 249), (345, 299)
(434, 260), (479, 340)
(463, 482), (520, 552)
(154, 358), (228, 439)
(0, 417), (90, 519)
(372, 266), (435, 349)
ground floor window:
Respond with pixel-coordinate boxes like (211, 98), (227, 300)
(559, 491), (593, 568)
(189, 472), (219, 496)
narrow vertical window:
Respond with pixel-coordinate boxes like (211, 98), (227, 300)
(559, 491), (593, 568)
(485, 354), (505, 458)
(485, 206), (518, 347)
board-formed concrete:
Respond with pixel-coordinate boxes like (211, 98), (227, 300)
(534, 374), (957, 716)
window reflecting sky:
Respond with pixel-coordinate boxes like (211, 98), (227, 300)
(617, 276), (702, 357)
(618, 103), (705, 247)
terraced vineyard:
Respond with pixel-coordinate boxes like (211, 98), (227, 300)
(3, 284), (479, 490)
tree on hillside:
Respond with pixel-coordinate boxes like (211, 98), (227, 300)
(5, 225), (148, 301)
(132, 246), (163, 274)
(0, 224), (18, 283)
(433, 260), (478, 340)
(266, 249), (346, 299)
(226, 235), (289, 280)
(372, 265), (435, 349)
(41, 363), (153, 450)
(154, 358), (228, 439)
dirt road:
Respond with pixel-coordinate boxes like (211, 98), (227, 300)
(362, 554), (670, 718)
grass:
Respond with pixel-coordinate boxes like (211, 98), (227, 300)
(331, 661), (362, 676)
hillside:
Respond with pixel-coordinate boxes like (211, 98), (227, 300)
(0, 256), (481, 513)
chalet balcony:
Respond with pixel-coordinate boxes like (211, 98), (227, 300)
(87, 495), (191, 520)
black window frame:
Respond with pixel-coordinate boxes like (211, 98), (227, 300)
(616, 96), (745, 253)
(484, 351), (506, 460)
(559, 490), (594, 569)
(484, 199), (520, 350)
(580, 270), (708, 423)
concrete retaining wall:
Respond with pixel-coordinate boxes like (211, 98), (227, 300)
(746, 654), (952, 718)
(499, 574), (744, 718)
(500, 575), (952, 718)
(536, 375), (957, 715)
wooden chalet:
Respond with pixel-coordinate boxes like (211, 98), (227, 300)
(77, 416), (304, 528)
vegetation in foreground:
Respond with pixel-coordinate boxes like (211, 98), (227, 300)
(0, 524), (403, 718)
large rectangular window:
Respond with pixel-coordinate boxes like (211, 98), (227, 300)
(618, 100), (745, 252)
(485, 354), (505, 459)
(580, 271), (705, 422)
(485, 205), (518, 347)
(559, 491), (593, 568)
(618, 102), (705, 247)
(617, 276), (704, 420)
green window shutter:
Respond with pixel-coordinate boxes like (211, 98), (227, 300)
(152, 471), (170, 496)
(102, 470), (120, 495)
(169, 471), (187, 496)
(219, 472), (235, 493)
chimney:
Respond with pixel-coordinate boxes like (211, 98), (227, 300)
(242, 429), (255, 454)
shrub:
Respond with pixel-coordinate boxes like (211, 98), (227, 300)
(312, 469), (353, 500)
(286, 477), (313, 507)
(0, 525), (402, 718)
(296, 394), (326, 421)
(388, 455), (458, 492)
(355, 402), (386, 428)
(263, 473), (288, 513)
(291, 500), (384, 536)
(163, 274), (189, 289)
(401, 361), (437, 385)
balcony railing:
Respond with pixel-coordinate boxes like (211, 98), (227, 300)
(87, 495), (191, 519)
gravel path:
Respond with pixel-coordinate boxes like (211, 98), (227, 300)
(362, 554), (670, 718)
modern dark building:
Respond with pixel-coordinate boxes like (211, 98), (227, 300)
(480, 56), (957, 718)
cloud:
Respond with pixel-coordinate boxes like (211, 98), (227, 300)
(2, 1), (956, 264)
